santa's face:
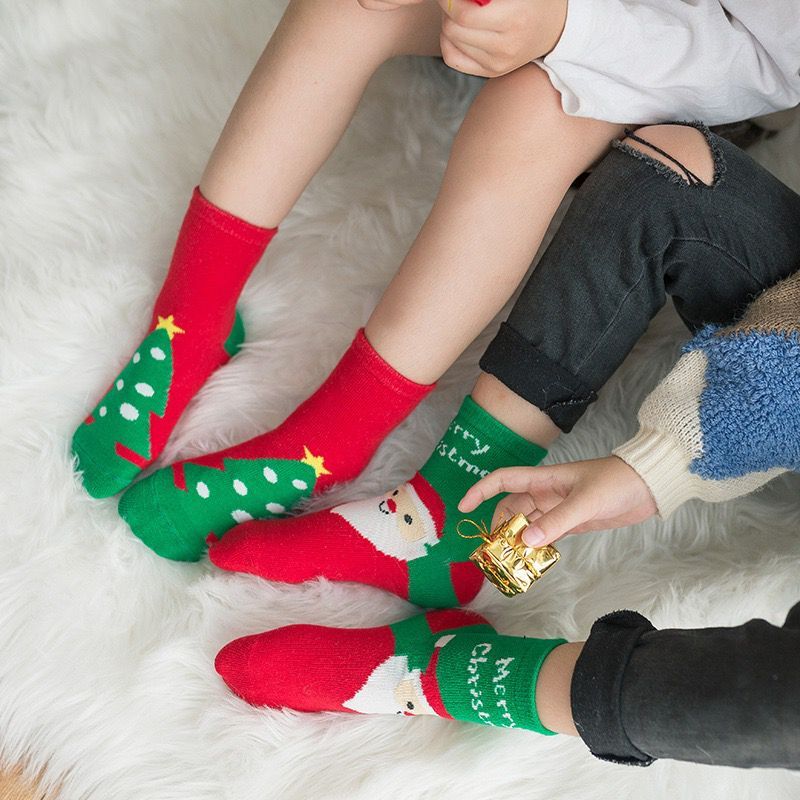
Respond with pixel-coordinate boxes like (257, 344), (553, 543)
(378, 486), (428, 542)
(342, 655), (436, 717)
(332, 481), (440, 561)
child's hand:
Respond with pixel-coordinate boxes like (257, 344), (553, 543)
(458, 456), (658, 546)
(437, 0), (568, 78)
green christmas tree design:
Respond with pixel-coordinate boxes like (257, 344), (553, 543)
(177, 453), (319, 528)
(118, 445), (327, 561)
(73, 315), (181, 495)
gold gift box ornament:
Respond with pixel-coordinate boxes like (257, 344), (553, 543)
(458, 513), (560, 597)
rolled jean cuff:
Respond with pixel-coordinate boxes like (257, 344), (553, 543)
(479, 322), (598, 433)
(570, 610), (656, 766)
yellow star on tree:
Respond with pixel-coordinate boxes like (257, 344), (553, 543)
(156, 315), (185, 340)
(300, 446), (331, 478)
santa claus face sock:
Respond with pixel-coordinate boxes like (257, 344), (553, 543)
(215, 609), (565, 733)
(72, 188), (277, 498)
(209, 396), (547, 607)
(116, 329), (434, 561)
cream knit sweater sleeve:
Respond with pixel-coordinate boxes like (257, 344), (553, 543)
(613, 271), (800, 517)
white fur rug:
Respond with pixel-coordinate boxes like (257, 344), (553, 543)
(2, 2), (799, 798)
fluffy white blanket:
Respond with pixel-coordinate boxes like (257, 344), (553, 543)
(1, 2), (799, 798)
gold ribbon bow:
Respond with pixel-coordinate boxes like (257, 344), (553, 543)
(456, 516), (494, 542)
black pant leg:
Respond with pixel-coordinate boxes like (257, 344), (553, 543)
(659, 132), (800, 331)
(571, 602), (800, 769)
(480, 128), (800, 432)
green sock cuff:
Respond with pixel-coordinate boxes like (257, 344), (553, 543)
(458, 396), (548, 469)
(436, 633), (567, 734)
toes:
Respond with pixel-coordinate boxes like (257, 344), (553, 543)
(207, 524), (254, 572)
(215, 633), (265, 704)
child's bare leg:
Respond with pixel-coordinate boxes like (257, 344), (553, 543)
(536, 642), (582, 735)
(471, 372), (561, 446)
(200, 0), (443, 226)
(73, 1), (444, 500)
(366, 64), (624, 385)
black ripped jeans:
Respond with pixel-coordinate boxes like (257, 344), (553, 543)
(480, 123), (800, 432)
(479, 124), (800, 769)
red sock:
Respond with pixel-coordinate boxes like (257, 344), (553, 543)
(117, 328), (435, 561)
(196, 329), (432, 491)
(214, 608), (566, 736)
(216, 610), (490, 712)
(73, 187), (277, 497)
(148, 188), (278, 448)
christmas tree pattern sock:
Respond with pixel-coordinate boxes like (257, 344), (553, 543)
(209, 396), (547, 607)
(117, 329), (434, 561)
(72, 187), (277, 498)
(216, 609), (565, 733)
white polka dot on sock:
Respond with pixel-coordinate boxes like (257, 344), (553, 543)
(150, 346), (166, 361)
(120, 403), (139, 421)
(231, 509), (253, 523)
(265, 502), (285, 514)
(291, 479), (308, 491)
(99, 406), (107, 417)
(196, 481), (210, 499)
(135, 382), (154, 397)
(132, 352), (141, 364)
(262, 466), (278, 484)
(116, 379), (124, 390)
(233, 479), (248, 496)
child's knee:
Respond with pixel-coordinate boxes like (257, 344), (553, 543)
(473, 64), (565, 130)
(620, 124), (717, 186)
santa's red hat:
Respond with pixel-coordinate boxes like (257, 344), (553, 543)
(407, 473), (446, 538)
(420, 647), (450, 719)
(419, 610), (489, 718)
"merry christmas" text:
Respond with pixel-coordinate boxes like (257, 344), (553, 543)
(466, 642), (517, 727)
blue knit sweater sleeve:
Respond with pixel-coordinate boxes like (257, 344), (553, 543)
(614, 271), (800, 516)
(684, 323), (800, 480)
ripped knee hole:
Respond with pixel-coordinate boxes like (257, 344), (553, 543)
(616, 123), (719, 187)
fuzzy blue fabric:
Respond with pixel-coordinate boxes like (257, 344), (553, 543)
(683, 326), (800, 481)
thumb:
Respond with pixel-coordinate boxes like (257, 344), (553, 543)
(521, 495), (591, 547)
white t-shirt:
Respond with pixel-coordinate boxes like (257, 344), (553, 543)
(538, 0), (800, 124)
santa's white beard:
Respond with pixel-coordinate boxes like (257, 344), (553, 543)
(342, 656), (436, 717)
(332, 489), (438, 561)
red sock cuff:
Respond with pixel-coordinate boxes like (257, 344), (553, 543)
(352, 329), (436, 399)
(190, 186), (278, 247)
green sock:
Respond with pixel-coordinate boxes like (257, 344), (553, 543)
(409, 395), (549, 606)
